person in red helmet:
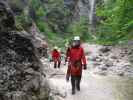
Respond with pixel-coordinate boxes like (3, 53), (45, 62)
(66, 36), (87, 95)
(52, 46), (61, 68)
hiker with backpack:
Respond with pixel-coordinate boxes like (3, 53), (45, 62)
(51, 46), (61, 68)
(65, 36), (87, 95)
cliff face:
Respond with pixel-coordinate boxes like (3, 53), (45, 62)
(3, 0), (98, 33)
(0, 1), (49, 100)
(64, 0), (98, 32)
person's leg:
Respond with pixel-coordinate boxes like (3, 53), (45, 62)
(76, 76), (81, 91)
(71, 76), (76, 95)
(54, 61), (57, 68)
(58, 60), (61, 68)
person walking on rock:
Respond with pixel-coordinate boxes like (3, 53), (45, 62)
(52, 46), (61, 68)
(66, 36), (87, 95)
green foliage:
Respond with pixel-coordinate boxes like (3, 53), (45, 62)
(68, 17), (92, 41)
(96, 0), (133, 45)
(36, 7), (46, 17)
(16, 8), (32, 31)
(28, 0), (71, 35)
(28, 0), (73, 48)
(43, 0), (71, 33)
(14, 0), (133, 46)
(29, 0), (41, 9)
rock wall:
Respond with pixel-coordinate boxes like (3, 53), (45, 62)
(64, 0), (99, 32)
(1, 0), (48, 58)
(0, 1), (50, 100)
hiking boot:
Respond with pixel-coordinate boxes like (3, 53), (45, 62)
(76, 85), (80, 91)
(54, 64), (56, 68)
(58, 62), (61, 68)
(72, 90), (75, 95)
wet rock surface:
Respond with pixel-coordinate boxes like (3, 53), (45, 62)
(0, 32), (50, 100)
(0, 1), (15, 31)
(0, 1), (50, 100)
(29, 22), (48, 58)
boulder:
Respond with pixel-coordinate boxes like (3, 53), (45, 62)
(99, 46), (111, 53)
(105, 61), (113, 67)
(0, 31), (50, 100)
(0, 2), (50, 100)
(29, 22), (48, 58)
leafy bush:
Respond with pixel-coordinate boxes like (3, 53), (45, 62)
(14, 0), (133, 46)
(16, 8), (32, 31)
(68, 17), (93, 41)
(95, 0), (133, 45)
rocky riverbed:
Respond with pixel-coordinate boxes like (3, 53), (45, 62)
(82, 43), (133, 77)
(41, 43), (133, 100)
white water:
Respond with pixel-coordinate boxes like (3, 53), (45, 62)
(89, 0), (96, 25)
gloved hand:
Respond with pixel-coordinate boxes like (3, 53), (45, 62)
(66, 75), (70, 82)
(83, 64), (87, 70)
(64, 59), (67, 65)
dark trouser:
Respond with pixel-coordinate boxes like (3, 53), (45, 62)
(54, 60), (61, 68)
(71, 75), (81, 93)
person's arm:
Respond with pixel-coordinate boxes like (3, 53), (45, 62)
(65, 48), (70, 62)
(81, 48), (87, 69)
